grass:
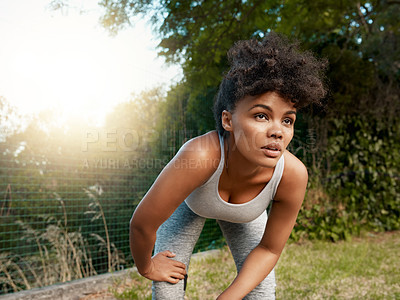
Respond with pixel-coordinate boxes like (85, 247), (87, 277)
(275, 231), (400, 299)
(110, 231), (400, 299)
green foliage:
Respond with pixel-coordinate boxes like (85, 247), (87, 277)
(151, 82), (201, 160)
(325, 115), (400, 231)
(293, 114), (400, 242)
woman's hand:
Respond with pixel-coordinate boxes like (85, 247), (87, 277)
(141, 250), (187, 284)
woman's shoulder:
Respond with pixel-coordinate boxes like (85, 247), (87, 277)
(274, 151), (308, 202)
(282, 151), (308, 183)
(173, 130), (221, 172)
(179, 131), (221, 159)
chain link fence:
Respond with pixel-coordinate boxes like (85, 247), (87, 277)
(0, 133), (224, 295)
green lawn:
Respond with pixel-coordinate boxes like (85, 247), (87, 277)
(111, 231), (400, 299)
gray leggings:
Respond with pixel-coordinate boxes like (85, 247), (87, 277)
(152, 201), (275, 299)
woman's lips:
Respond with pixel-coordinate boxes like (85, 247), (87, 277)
(262, 147), (281, 158)
(262, 143), (282, 158)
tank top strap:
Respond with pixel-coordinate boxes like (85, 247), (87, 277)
(218, 133), (225, 161)
(268, 154), (285, 199)
(200, 133), (225, 186)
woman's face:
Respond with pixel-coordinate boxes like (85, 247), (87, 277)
(222, 91), (296, 168)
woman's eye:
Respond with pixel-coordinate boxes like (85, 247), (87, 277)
(255, 114), (268, 120)
(283, 118), (294, 125)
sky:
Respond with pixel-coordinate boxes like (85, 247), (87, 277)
(0, 0), (182, 126)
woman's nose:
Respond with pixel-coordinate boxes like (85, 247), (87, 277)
(268, 123), (283, 139)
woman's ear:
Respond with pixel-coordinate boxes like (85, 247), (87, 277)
(221, 110), (233, 132)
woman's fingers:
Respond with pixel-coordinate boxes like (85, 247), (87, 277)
(170, 272), (185, 280)
(166, 277), (180, 284)
(164, 258), (186, 283)
(162, 250), (176, 258)
(163, 274), (183, 284)
(172, 260), (187, 272)
(160, 250), (187, 273)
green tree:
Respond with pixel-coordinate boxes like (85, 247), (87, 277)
(98, 0), (399, 94)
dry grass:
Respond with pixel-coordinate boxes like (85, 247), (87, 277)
(0, 211), (97, 293)
(0, 193), (125, 294)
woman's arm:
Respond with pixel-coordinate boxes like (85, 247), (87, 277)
(218, 151), (308, 299)
(130, 132), (219, 283)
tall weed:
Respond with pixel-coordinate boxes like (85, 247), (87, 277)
(0, 189), (125, 293)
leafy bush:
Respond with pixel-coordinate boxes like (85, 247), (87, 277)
(293, 115), (400, 241)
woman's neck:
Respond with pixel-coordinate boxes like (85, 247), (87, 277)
(224, 135), (270, 181)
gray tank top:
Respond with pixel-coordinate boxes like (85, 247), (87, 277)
(185, 133), (285, 223)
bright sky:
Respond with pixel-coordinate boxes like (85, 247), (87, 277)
(0, 0), (181, 126)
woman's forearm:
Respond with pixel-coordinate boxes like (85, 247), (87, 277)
(218, 245), (280, 299)
(129, 221), (156, 275)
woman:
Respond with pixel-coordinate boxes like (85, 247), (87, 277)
(130, 32), (327, 299)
